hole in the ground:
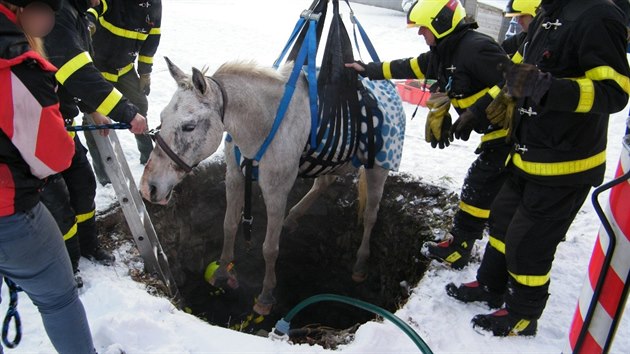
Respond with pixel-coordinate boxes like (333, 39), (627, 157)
(98, 161), (457, 347)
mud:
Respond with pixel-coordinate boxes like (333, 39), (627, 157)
(97, 160), (458, 340)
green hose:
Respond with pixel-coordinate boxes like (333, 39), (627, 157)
(274, 293), (433, 354)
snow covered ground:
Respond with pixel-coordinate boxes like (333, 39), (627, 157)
(3, 1), (629, 353)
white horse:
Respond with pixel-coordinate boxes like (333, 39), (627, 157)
(140, 58), (399, 315)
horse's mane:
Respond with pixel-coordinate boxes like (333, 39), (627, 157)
(214, 60), (292, 82)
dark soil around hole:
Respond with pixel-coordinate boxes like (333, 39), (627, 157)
(97, 160), (458, 346)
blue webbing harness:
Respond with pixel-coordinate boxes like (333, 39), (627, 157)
(235, 0), (382, 241)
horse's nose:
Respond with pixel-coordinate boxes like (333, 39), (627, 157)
(149, 184), (158, 201)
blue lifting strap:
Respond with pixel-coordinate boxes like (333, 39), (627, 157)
(254, 18), (319, 162)
(273, 17), (307, 70)
(343, 0), (381, 63)
(352, 13), (381, 63)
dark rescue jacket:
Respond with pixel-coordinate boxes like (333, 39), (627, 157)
(510, 0), (630, 186)
(501, 31), (527, 59)
(0, 5), (74, 217)
(44, 0), (139, 123)
(88, 0), (162, 81)
(363, 23), (510, 148)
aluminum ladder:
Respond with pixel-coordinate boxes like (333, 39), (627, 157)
(86, 123), (180, 301)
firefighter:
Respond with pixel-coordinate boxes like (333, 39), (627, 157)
(347, 0), (511, 270)
(419, 0), (542, 271)
(447, 0), (630, 336)
(41, 0), (148, 285)
(501, 0), (541, 57)
(85, 0), (162, 185)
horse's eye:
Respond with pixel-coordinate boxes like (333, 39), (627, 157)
(182, 123), (196, 132)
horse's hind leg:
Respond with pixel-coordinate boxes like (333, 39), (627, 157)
(353, 166), (389, 282)
(283, 174), (337, 232)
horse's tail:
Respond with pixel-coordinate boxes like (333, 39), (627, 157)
(357, 167), (367, 225)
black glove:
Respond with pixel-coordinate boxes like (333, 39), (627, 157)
(504, 62), (552, 103)
(451, 110), (477, 141)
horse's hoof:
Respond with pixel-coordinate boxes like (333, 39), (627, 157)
(210, 276), (239, 290)
(352, 272), (367, 283)
(227, 277), (239, 289)
(253, 302), (273, 316)
(282, 219), (299, 233)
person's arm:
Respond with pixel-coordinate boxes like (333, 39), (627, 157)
(86, 1), (104, 34)
(464, 40), (509, 120)
(137, 0), (162, 76)
(45, 10), (139, 125)
(346, 52), (432, 80)
(450, 38), (509, 139)
(540, 8), (630, 114)
(2, 60), (74, 178)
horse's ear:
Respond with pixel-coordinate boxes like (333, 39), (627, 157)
(164, 57), (188, 86)
(191, 67), (207, 95)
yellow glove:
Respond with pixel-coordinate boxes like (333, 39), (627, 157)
(486, 86), (515, 131)
(425, 92), (452, 149)
(88, 22), (96, 37)
(139, 73), (151, 96)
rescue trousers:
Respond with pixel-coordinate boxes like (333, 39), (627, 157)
(84, 68), (153, 185)
(476, 172), (591, 319)
(450, 141), (511, 243)
(0, 203), (95, 353)
(40, 135), (98, 272)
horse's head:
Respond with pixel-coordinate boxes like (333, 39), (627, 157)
(140, 57), (226, 204)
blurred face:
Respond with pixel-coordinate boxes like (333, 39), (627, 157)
(418, 26), (436, 46)
(517, 14), (534, 33)
(90, 0), (100, 7)
(17, 2), (55, 37)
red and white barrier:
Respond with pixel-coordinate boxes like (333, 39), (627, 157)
(566, 134), (630, 353)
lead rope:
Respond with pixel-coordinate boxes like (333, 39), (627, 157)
(2, 278), (22, 349)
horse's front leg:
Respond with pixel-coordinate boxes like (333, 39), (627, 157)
(353, 166), (389, 282)
(254, 173), (295, 316)
(213, 152), (244, 289)
(283, 174), (337, 232)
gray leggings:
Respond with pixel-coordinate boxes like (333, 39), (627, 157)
(0, 203), (94, 353)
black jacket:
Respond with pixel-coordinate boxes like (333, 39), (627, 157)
(44, 0), (138, 123)
(363, 23), (508, 139)
(511, 0), (630, 186)
(501, 32), (527, 58)
(88, 0), (162, 80)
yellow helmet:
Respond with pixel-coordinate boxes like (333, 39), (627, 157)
(407, 0), (467, 39)
(504, 0), (541, 17)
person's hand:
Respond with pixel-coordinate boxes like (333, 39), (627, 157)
(451, 110), (477, 141)
(90, 111), (110, 136)
(425, 92), (453, 149)
(486, 86), (515, 128)
(87, 21), (96, 37)
(139, 73), (151, 96)
(344, 61), (367, 72)
(504, 62), (552, 103)
(129, 113), (147, 134)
